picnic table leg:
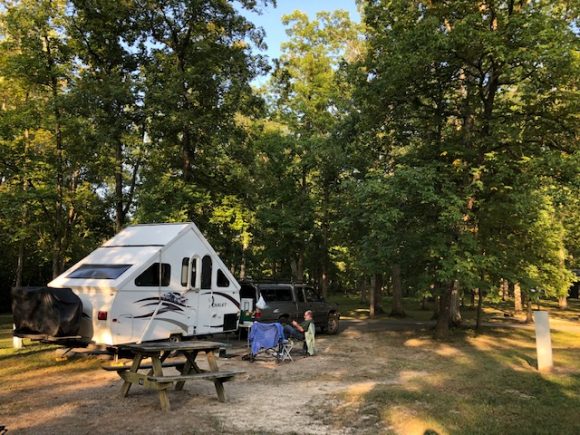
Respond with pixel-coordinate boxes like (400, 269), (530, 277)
(121, 353), (143, 398)
(206, 350), (226, 402)
(146, 350), (171, 376)
(175, 350), (199, 391)
(151, 355), (171, 412)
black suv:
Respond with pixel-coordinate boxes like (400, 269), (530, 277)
(239, 280), (340, 334)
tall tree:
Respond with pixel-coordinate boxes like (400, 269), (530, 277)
(134, 0), (273, 270)
(267, 10), (360, 289)
(0, 0), (89, 278)
(358, 0), (578, 337)
(68, 0), (143, 232)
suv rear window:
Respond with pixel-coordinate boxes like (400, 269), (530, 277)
(304, 287), (322, 302)
(260, 286), (293, 302)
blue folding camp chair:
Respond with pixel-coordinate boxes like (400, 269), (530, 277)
(247, 322), (293, 362)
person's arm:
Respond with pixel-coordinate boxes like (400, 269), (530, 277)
(291, 320), (305, 333)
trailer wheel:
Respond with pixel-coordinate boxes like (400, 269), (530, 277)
(169, 334), (182, 343)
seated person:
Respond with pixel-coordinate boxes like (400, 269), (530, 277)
(283, 310), (313, 341)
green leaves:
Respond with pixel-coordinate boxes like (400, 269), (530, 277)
(353, 0), (578, 311)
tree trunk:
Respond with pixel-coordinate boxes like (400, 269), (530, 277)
(290, 253), (304, 283)
(449, 280), (462, 326)
(359, 278), (368, 304)
(431, 295), (440, 320)
(369, 274), (377, 319)
(500, 279), (509, 301)
(15, 128), (30, 289)
(114, 142), (124, 233)
(470, 289), (476, 308)
(15, 240), (25, 288)
(475, 288), (484, 331)
(524, 293), (533, 323)
(390, 264), (405, 317)
(513, 282), (523, 313)
(44, 33), (66, 278)
(321, 186), (330, 299)
(239, 248), (246, 280)
(434, 283), (453, 339)
(558, 296), (567, 309)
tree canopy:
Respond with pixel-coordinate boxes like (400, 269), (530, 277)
(0, 0), (577, 337)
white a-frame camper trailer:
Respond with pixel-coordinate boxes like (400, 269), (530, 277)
(46, 223), (240, 346)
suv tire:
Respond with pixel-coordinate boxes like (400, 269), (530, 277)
(326, 314), (339, 335)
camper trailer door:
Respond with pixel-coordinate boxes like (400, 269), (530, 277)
(183, 255), (201, 335)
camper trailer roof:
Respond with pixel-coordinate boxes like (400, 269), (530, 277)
(49, 246), (161, 288)
(103, 223), (190, 247)
(49, 222), (239, 291)
(77, 246), (161, 267)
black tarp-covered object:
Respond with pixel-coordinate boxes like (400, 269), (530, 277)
(12, 287), (83, 337)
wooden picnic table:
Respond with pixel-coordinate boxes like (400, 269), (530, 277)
(109, 340), (244, 412)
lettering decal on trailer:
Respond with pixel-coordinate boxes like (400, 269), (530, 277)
(200, 291), (240, 309)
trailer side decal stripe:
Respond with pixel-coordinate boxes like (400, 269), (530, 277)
(139, 301), (184, 311)
(132, 307), (179, 319)
(155, 318), (189, 332)
(135, 296), (188, 308)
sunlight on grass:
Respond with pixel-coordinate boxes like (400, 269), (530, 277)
(404, 338), (430, 347)
(385, 407), (448, 435)
(0, 313), (100, 389)
(345, 381), (377, 403)
(434, 343), (464, 357)
(318, 316), (580, 434)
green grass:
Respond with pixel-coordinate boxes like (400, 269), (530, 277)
(3, 301), (579, 434)
(321, 294), (580, 433)
(0, 314), (99, 386)
(312, 325), (580, 435)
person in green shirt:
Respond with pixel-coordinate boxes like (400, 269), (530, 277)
(283, 310), (313, 340)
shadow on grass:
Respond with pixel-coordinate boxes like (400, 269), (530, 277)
(0, 345), (58, 362)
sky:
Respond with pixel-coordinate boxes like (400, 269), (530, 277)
(240, 0), (361, 61)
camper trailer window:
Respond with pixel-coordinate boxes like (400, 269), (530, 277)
(68, 264), (132, 279)
(181, 258), (188, 286)
(135, 263), (171, 287)
(191, 258), (198, 288)
(201, 255), (212, 289)
(217, 269), (229, 287)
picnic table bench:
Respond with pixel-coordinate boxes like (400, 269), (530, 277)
(104, 340), (244, 411)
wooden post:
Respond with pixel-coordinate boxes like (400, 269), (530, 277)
(13, 325), (23, 349)
(533, 311), (553, 372)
